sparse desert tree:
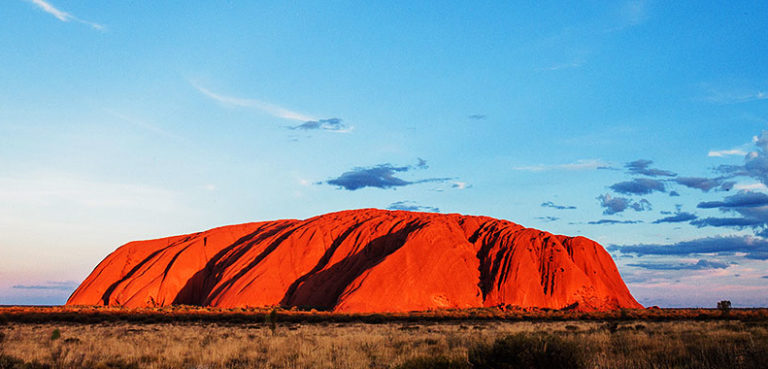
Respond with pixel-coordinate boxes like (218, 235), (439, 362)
(717, 300), (732, 315)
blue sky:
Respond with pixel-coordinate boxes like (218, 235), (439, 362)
(1, 0), (767, 307)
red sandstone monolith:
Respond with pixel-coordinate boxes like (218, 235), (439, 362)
(67, 209), (642, 312)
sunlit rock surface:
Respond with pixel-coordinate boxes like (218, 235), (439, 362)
(67, 209), (642, 312)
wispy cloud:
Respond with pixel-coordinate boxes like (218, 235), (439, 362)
(625, 159), (677, 177)
(588, 219), (643, 225)
(541, 201), (576, 210)
(511, 159), (609, 172)
(192, 83), (316, 122)
(734, 183), (768, 191)
(700, 84), (768, 105)
(537, 59), (585, 71)
(387, 201), (440, 213)
(104, 109), (186, 141)
(289, 118), (352, 132)
(627, 259), (729, 271)
(652, 212), (697, 224)
(674, 176), (735, 192)
(709, 149), (747, 157)
(26, 0), (104, 30)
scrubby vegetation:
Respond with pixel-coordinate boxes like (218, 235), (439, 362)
(1, 305), (767, 324)
(1, 317), (767, 369)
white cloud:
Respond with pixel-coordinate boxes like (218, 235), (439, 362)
(733, 183), (768, 191)
(452, 181), (468, 190)
(27, 0), (104, 30)
(192, 83), (315, 122)
(701, 86), (768, 104)
(511, 159), (610, 172)
(537, 59), (585, 71)
(708, 149), (747, 157)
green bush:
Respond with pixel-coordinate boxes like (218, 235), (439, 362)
(469, 333), (587, 369)
(395, 356), (470, 369)
(49, 329), (60, 341)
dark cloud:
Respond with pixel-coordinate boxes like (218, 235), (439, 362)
(387, 201), (439, 213)
(674, 177), (735, 192)
(690, 217), (764, 228)
(689, 191), (768, 235)
(541, 201), (576, 210)
(627, 259), (729, 270)
(631, 199), (652, 211)
(610, 178), (665, 195)
(416, 158), (428, 169)
(653, 212), (697, 224)
(468, 114), (487, 120)
(325, 160), (451, 191)
(669, 191), (680, 197)
(625, 159), (677, 177)
(290, 118), (349, 131)
(536, 216), (560, 222)
(597, 194), (651, 215)
(763, 275), (768, 279)
(588, 219), (643, 225)
(608, 235), (768, 260)
(698, 191), (768, 209)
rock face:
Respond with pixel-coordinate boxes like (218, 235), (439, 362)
(67, 209), (641, 312)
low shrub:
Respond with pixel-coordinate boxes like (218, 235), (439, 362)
(0, 355), (51, 369)
(469, 333), (588, 369)
(395, 356), (470, 369)
(89, 359), (138, 369)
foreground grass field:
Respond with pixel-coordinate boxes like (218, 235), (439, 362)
(1, 307), (767, 368)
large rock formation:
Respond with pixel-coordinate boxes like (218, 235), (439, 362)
(67, 209), (641, 312)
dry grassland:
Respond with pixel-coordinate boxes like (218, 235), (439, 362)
(1, 319), (767, 369)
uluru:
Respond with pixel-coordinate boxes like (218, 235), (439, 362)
(67, 209), (641, 312)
